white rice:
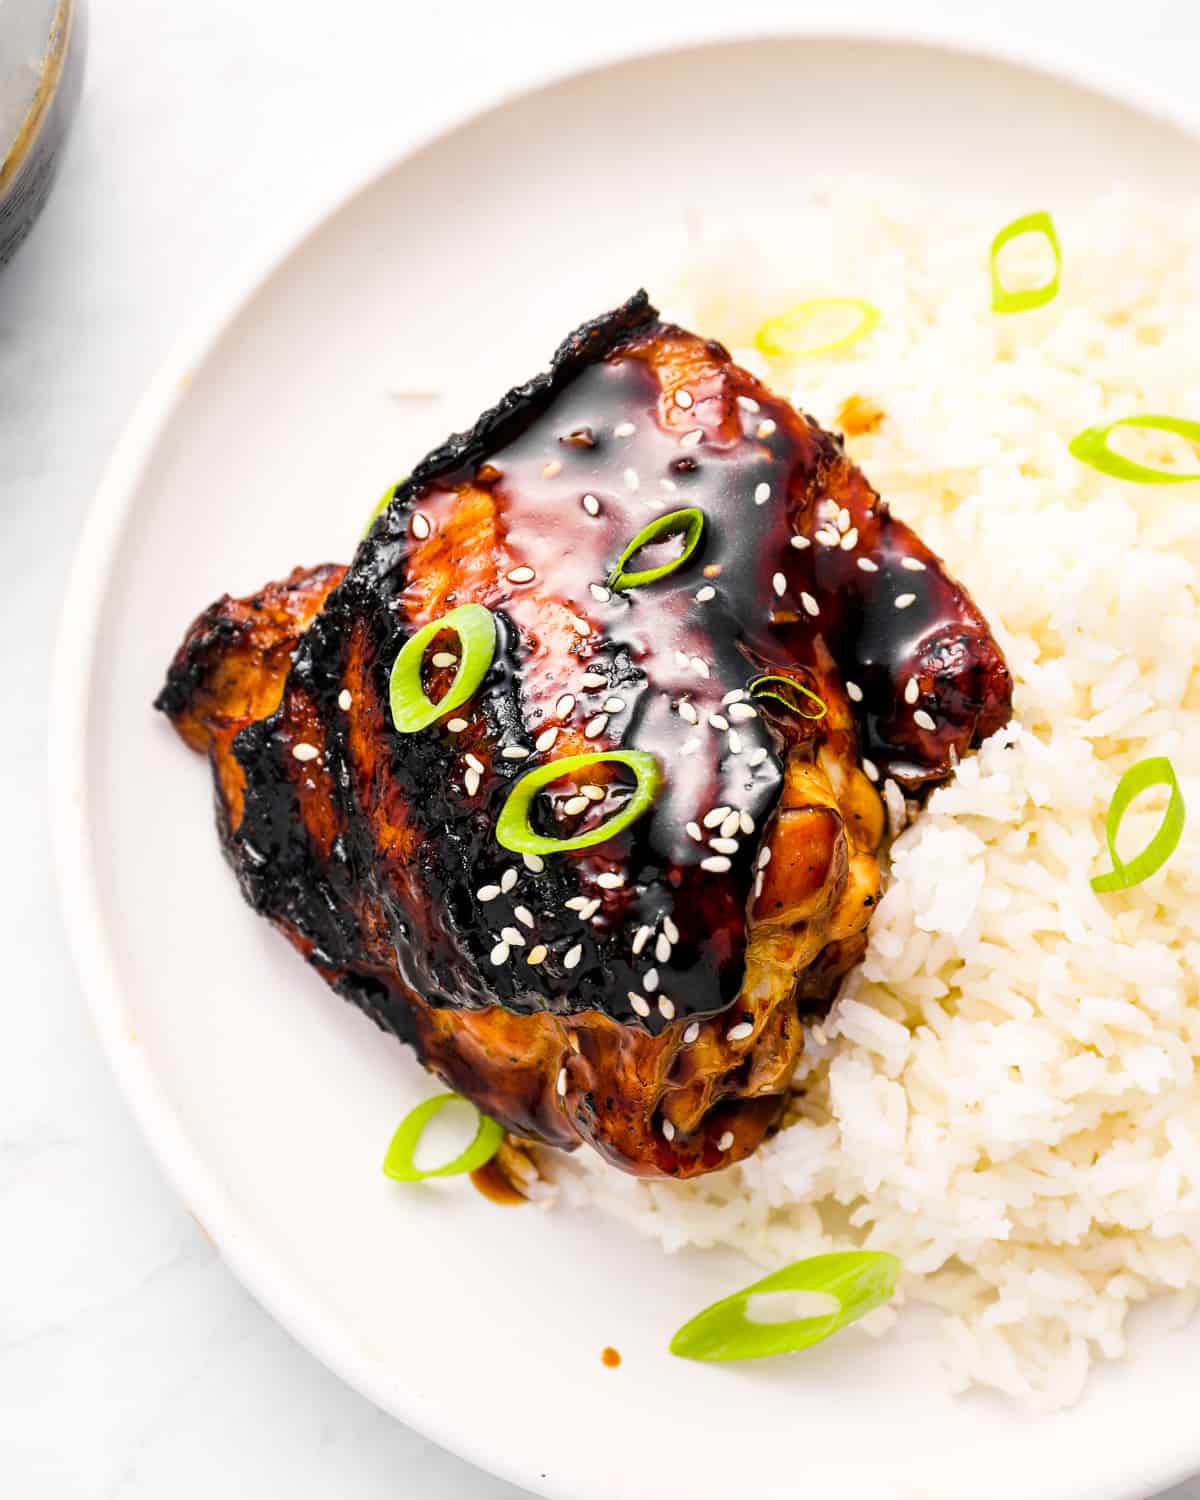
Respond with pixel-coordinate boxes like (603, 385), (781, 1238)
(540, 184), (1200, 1410)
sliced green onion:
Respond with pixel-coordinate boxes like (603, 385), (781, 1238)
(1068, 415), (1200, 485)
(670, 1251), (901, 1362)
(389, 603), (497, 734)
(496, 751), (661, 855)
(382, 1092), (504, 1182)
(754, 298), (880, 359)
(1091, 755), (1185, 893)
(990, 210), (1062, 313)
(609, 509), (705, 591)
(362, 478), (406, 538)
(750, 673), (827, 721)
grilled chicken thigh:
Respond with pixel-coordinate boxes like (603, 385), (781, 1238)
(158, 292), (1011, 1178)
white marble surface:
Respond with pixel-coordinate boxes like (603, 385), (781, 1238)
(5, 0), (1200, 1494)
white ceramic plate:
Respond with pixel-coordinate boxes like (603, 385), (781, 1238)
(53, 27), (1200, 1500)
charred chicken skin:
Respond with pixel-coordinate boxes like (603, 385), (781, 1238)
(157, 292), (1011, 1179)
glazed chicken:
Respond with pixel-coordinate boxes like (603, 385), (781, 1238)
(157, 292), (1011, 1179)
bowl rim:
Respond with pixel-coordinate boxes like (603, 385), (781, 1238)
(49, 19), (1200, 1500)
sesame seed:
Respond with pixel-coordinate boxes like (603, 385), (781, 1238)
(623, 467), (640, 491)
(507, 566), (536, 584)
(704, 806), (731, 828)
(728, 702), (757, 722)
(753, 873), (764, 899)
(528, 945), (548, 965)
(841, 528), (859, 550)
(904, 678), (919, 705)
(675, 389), (694, 409)
(556, 1067), (568, 1095)
(602, 696), (625, 713)
(674, 650), (690, 669)
(816, 529), (840, 548)
(614, 421), (636, 438)
(490, 941), (510, 965)
(756, 846), (772, 870)
(584, 713), (609, 738)
(477, 884), (501, 901)
(863, 758), (880, 782)
(801, 592), (820, 617)
(644, 968), (660, 992)
(683, 1021), (701, 1044)
(658, 996), (676, 1020)
(701, 855), (732, 873)
(536, 727), (559, 752)
(710, 837), (739, 855)
(754, 482), (771, 505)
(837, 507), (851, 533)
(514, 905), (534, 928)
(563, 795), (590, 816)
(857, 557), (879, 573)
(738, 395), (760, 413)
(411, 513), (432, 539)
(446, 717), (469, 733)
(564, 896), (588, 911)
(596, 871), (624, 890)
(655, 933), (671, 962)
(894, 593), (916, 610)
(555, 693), (576, 718)
(337, 689), (352, 711)
(580, 898), (601, 920)
(660, 478), (677, 492)
(722, 689), (746, 705)
(680, 428), (704, 448)
(582, 494), (601, 516)
(772, 572), (787, 598)
(564, 944), (583, 970)
(431, 651), (458, 668)
(465, 753), (485, 774)
(663, 915), (680, 944)
(543, 460), (563, 480)
(726, 1021), (753, 1042)
(292, 743), (320, 763)
(720, 810), (740, 839)
(709, 713), (730, 731)
(589, 583), (611, 604)
(914, 709), (937, 731)
(846, 681), (864, 703)
(691, 656), (710, 679)
(501, 925), (526, 947)
(757, 419), (777, 438)
(580, 673), (607, 689)
(749, 748), (769, 768)
(679, 700), (699, 724)
(686, 821), (703, 842)
(790, 535), (811, 550)
(695, 586), (716, 603)
(728, 729), (743, 753)
(570, 615), (591, 636)
(632, 925), (652, 955)
(662, 1119), (676, 1141)
(464, 768), (481, 797)
(902, 557), (927, 572)
(718, 1130), (735, 1151)
(523, 853), (545, 873)
(500, 868), (518, 893)
(629, 991), (650, 1017)
(680, 739), (700, 756)
(501, 745), (530, 760)
(739, 812), (754, 836)
(582, 785), (605, 801)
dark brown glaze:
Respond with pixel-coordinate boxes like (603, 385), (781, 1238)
(157, 292), (1011, 1179)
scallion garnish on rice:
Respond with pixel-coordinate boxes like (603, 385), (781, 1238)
(989, 210), (1062, 313)
(609, 508), (705, 591)
(382, 1092), (504, 1182)
(495, 751), (661, 855)
(670, 1251), (900, 1362)
(749, 673), (827, 721)
(1091, 756), (1186, 894)
(389, 603), (497, 733)
(754, 297), (880, 359)
(1068, 415), (1200, 484)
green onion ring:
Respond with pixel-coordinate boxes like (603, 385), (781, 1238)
(754, 298), (880, 359)
(990, 210), (1062, 314)
(670, 1250), (901, 1362)
(382, 1092), (504, 1182)
(1091, 755), (1186, 893)
(496, 751), (662, 855)
(1068, 415), (1200, 485)
(749, 673), (827, 721)
(389, 603), (497, 734)
(608, 508), (705, 591)
(362, 478), (406, 538)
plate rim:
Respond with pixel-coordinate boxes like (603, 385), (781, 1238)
(49, 20), (1200, 1500)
